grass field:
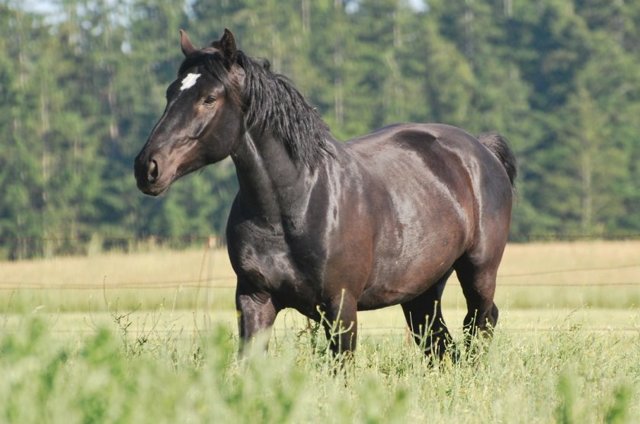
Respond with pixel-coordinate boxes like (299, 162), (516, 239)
(1, 241), (639, 422)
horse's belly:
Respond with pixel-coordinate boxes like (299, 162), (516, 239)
(357, 257), (455, 310)
(357, 216), (467, 310)
(357, 284), (423, 310)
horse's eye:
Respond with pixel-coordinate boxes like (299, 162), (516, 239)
(204, 95), (216, 105)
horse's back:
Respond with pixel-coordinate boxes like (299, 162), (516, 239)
(345, 122), (512, 204)
(347, 123), (487, 161)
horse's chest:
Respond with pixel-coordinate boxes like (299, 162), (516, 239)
(227, 222), (327, 313)
(236, 246), (296, 291)
(227, 222), (305, 286)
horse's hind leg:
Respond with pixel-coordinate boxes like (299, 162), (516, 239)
(401, 269), (453, 359)
(454, 252), (502, 348)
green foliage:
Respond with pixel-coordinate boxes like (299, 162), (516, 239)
(1, 0), (640, 258)
(0, 315), (638, 422)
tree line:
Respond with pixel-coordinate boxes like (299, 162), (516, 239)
(1, 0), (639, 259)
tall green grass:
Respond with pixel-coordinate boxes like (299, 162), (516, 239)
(1, 316), (638, 423)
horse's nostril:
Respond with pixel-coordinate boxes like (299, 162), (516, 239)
(148, 159), (159, 183)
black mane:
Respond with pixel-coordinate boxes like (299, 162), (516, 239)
(180, 50), (333, 167)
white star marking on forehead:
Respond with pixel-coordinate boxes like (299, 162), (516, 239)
(180, 73), (201, 91)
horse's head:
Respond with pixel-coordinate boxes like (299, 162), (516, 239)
(134, 29), (245, 195)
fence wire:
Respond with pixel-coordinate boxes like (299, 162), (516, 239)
(1, 264), (640, 290)
(1, 238), (639, 292)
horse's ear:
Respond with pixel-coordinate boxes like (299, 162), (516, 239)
(219, 28), (238, 62)
(180, 29), (197, 56)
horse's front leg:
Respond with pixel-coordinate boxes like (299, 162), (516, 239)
(321, 290), (358, 357)
(236, 284), (278, 354)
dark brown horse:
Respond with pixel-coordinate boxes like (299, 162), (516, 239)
(134, 29), (516, 359)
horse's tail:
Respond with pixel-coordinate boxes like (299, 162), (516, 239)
(478, 132), (517, 187)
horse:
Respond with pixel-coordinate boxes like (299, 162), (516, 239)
(134, 29), (517, 359)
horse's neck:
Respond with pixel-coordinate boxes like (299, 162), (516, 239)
(231, 130), (320, 227)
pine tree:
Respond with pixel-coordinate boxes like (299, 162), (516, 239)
(0, 6), (46, 258)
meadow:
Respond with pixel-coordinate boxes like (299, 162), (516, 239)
(1, 241), (639, 423)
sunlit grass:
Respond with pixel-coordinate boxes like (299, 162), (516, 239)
(1, 241), (639, 313)
(0, 247), (235, 313)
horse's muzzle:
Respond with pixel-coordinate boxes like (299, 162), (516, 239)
(134, 152), (166, 196)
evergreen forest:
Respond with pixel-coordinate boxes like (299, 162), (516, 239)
(1, 0), (639, 259)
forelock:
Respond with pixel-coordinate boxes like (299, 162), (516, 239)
(178, 51), (241, 103)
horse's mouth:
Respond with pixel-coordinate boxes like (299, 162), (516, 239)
(138, 184), (167, 197)
(136, 176), (173, 196)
